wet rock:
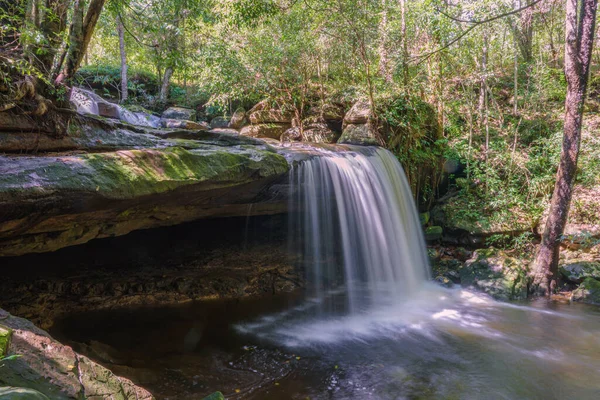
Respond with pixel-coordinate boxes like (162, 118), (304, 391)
(425, 226), (443, 242)
(240, 123), (291, 139)
(0, 310), (154, 399)
(162, 107), (197, 121)
(572, 277), (600, 305)
(229, 108), (247, 129)
(0, 387), (50, 400)
(560, 262), (600, 283)
(338, 123), (379, 146)
(210, 116), (230, 129)
(161, 119), (209, 130)
(460, 248), (529, 301)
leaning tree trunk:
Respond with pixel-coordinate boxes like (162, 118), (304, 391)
(117, 15), (128, 103)
(55, 0), (106, 85)
(531, 0), (597, 295)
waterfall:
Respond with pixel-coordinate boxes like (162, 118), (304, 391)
(290, 146), (430, 314)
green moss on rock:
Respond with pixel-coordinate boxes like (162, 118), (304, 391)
(460, 248), (529, 300)
(572, 277), (600, 305)
(0, 146), (289, 202)
(0, 325), (11, 358)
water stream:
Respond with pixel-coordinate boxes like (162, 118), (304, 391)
(50, 147), (600, 399)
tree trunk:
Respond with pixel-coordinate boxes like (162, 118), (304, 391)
(25, 0), (69, 74)
(117, 15), (128, 103)
(400, 0), (409, 90)
(377, 0), (392, 83)
(159, 67), (173, 104)
(531, 0), (598, 295)
(55, 0), (107, 85)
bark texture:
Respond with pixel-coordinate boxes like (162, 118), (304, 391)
(531, 0), (598, 294)
(117, 15), (128, 103)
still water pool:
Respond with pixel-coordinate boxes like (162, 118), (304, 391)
(52, 284), (600, 400)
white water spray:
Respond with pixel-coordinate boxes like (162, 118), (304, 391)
(290, 146), (430, 314)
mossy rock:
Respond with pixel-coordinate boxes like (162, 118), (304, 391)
(0, 387), (49, 400)
(572, 277), (600, 305)
(0, 325), (11, 358)
(560, 262), (600, 283)
(460, 248), (529, 300)
(424, 226), (443, 241)
(202, 392), (225, 400)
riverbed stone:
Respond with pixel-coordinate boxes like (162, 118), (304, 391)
(560, 261), (600, 283)
(572, 277), (600, 305)
(0, 310), (154, 399)
(460, 248), (529, 300)
(162, 107), (197, 121)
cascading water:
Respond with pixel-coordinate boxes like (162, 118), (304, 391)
(289, 146), (430, 314)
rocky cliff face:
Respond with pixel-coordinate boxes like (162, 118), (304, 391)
(0, 112), (292, 257)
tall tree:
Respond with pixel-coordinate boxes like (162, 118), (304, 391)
(531, 0), (598, 294)
(117, 14), (128, 103)
(55, 0), (107, 85)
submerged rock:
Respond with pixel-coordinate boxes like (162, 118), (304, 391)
(460, 248), (529, 301)
(0, 310), (154, 399)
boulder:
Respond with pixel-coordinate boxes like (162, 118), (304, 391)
(0, 387), (49, 400)
(459, 248), (529, 300)
(343, 100), (371, 125)
(210, 116), (230, 129)
(559, 261), (600, 283)
(97, 101), (121, 119)
(424, 226), (443, 242)
(572, 277), (600, 305)
(240, 123), (291, 140)
(302, 122), (340, 143)
(0, 145), (289, 256)
(0, 309), (154, 399)
(161, 119), (209, 130)
(229, 108), (247, 129)
(281, 127), (302, 142)
(248, 99), (269, 114)
(337, 123), (380, 146)
(162, 107), (197, 121)
(249, 110), (292, 124)
(308, 104), (344, 121)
